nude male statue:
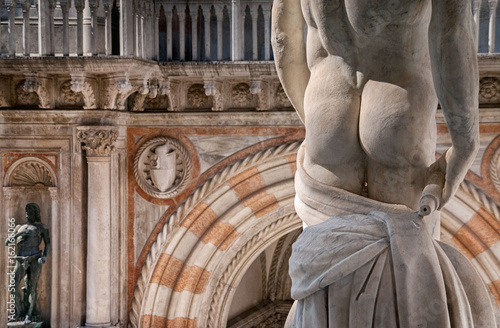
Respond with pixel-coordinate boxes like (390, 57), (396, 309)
(272, 0), (479, 217)
(272, 1), (498, 327)
(5, 203), (51, 324)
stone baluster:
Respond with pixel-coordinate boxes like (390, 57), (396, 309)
(232, 0), (241, 60)
(473, 0), (482, 49)
(77, 127), (117, 328)
(489, 0), (498, 53)
(263, 7), (270, 60)
(37, 0), (55, 56)
(179, 7), (186, 60)
(21, 0), (31, 56)
(140, 12), (145, 58)
(134, 8), (140, 57)
(48, 0), (55, 55)
(166, 9), (173, 60)
(6, 0), (16, 57)
(191, 6), (198, 61)
(83, 0), (99, 56)
(75, 0), (84, 56)
(60, 0), (71, 56)
(203, 5), (211, 60)
(103, 0), (112, 55)
(216, 8), (223, 60)
(153, 4), (159, 60)
(250, 6), (258, 60)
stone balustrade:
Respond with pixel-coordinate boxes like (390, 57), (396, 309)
(0, 0), (273, 61)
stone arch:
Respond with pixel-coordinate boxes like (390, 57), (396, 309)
(4, 156), (57, 187)
(441, 180), (500, 308)
(130, 139), (500, 327)
(130, 141), (302, 327)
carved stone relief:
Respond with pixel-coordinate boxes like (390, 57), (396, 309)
(0, 78), (10, 107)
(77, 129), (118, 156)
(231, 83), (252, 107)
(204, 80), (224, 111)
(479, 77), (500, 104)
(60, 80), (84, 106)
(134, 136), (193, 198)
(70, 76), (96, 109)
(187, 84), (210, 108)
(11, 162), (54, 187)
(16, 80), (39, 106)
(250, 80), (268, 111)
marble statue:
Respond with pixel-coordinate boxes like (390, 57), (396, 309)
(271, 0), (498, 326)
(5, 203), (50, 326)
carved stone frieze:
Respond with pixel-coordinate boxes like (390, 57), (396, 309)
(204, 80), (224, 111)
(16, 80), (39, 106)
(60, 80), (84, 106)
(0, 89), (9, 108)
(250, 80), (268, 111)
(231, 83), (252, 107)
(134, 136), (193, 198)
(0, 78), (10, 107)
(187, 84), (210, 108)
(77, 128), (118, 156)
(479, 77), (500, 104)
(166, 81), (180, 111)
(70, 75), (96, 109)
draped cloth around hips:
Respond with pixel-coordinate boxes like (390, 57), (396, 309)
(289, 144), (496, 327)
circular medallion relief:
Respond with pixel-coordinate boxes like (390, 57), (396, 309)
(134, 137), (193, 198)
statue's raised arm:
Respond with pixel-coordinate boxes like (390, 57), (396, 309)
(429, 0), (480, 208)
(271, 0), (310, 123)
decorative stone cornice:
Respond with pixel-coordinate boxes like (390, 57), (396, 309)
(77, 128), (118, 157)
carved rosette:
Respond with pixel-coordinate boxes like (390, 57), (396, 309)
(187, 84), (210, 108)
(231, 83), (252, 107)
(479, 77), (500, 104)
(134, 136), (193, 198)
(77, 129), (118, 157)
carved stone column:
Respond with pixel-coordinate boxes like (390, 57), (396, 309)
(77, 127), (117, 328)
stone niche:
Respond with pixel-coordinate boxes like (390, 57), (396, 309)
(3, 156), (58, 325)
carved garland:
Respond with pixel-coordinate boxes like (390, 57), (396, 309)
(133, 136), (193, 199)
(128, 140), (302, 328)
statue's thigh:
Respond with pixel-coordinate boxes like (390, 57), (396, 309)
(358, 79), (437, 168)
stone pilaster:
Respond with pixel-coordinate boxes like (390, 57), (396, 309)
(77, 127), (117, 328)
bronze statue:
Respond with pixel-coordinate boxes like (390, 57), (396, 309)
(5, 203), (50, 325)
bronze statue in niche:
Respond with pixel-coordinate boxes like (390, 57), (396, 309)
(5, 203), (50, 325)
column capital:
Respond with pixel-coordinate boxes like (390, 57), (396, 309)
(77, 127), (118, 157)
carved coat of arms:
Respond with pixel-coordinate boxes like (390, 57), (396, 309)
(134, 136), (193, 199)
(149, 144), (177, 192)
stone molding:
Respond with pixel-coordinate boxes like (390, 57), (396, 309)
(76, 127), (118, 157)
(3, 156), (58, 187)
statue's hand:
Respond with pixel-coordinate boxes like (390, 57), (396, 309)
(38, 256), (46, 264)
(421, 147), (475, 213)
